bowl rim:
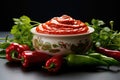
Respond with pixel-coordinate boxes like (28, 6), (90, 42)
(30, 26), (94, 37)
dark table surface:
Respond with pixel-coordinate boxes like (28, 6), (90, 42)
(0, 32), (120, 80)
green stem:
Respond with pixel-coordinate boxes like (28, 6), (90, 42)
(31, 21), (41, 27)
(0, 35), (11, 42)
(42, 63), (56, 70)
(5, 34), (9, 42)
(110, 21), (114, 30)
(49, 63), (56, 68)
(32, 24), (40, 27)
(107, 44), (120, 47)
(0, 38), (5, 40)
(11, 51), (21, 60)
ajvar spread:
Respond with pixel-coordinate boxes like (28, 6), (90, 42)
(36, 15), (89, 35)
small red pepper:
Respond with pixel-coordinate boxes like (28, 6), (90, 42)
(43, 54), (63, 72)
(96, 47), (120, 61)
(6, 43), (30, 62)
(21, 51), (51, 68)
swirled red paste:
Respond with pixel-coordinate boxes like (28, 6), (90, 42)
(36, 15), (89, 35)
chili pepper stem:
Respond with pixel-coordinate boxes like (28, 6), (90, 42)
(42, 63), (56, 70)
(49, 63), (56, 68)
(11, 51), (22, 61)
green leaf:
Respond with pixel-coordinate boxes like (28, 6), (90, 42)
(91, 19), (99, 26)
(98, 20), (105, 26)
(89, 18), (120, 50)
(113, 32), (120, 44)
(103, 27), (111, 32)
(10, 15), (35, 49)
(100, 30), (109, 40)
(95, 42), (101, 47)
(91, 19), (104, 26)
(0, 42), (10, 49)
(20, 15), (31, 24)
(0, 49), (6, 59)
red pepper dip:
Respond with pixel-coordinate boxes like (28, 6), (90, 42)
(36, 15), (89, 35)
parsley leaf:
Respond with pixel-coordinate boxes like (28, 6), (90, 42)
(88, 19), (120, 50)
(10, 15), (40, 49)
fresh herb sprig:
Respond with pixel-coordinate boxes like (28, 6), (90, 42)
(0, 15), (40, 58)
(10, 15), (40, 49)
(87, 19), (120, 50)
(0, 35), (11, 58)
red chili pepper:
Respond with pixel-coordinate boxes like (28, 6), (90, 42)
(6, 43), (30, 62)
(21, 51), (51, 68)
(96, 47), (120, 61)
(17, 44), (30, 58)
(43, 54), (63, 72)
